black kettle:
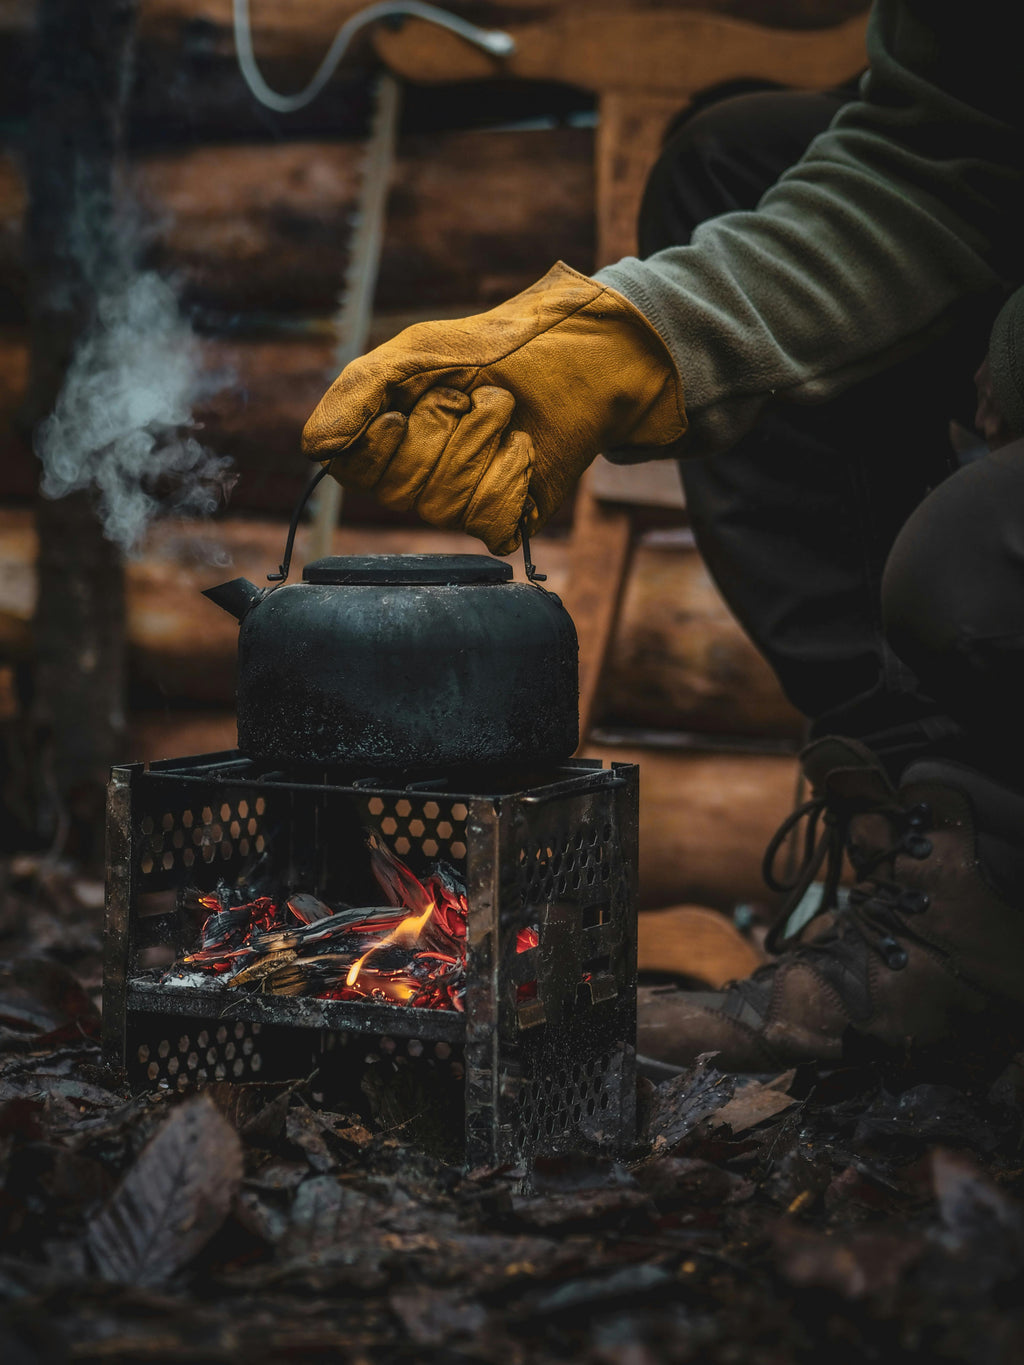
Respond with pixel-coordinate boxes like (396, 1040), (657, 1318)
(204, 472), (579, 773)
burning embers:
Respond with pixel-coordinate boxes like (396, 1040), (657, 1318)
(164, 837), (468, 1011)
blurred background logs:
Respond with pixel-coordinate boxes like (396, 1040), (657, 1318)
(0, 0), (869, 934)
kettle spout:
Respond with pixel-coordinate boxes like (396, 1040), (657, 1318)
(202, 577), (264, 621)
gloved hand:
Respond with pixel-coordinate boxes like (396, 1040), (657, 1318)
(302, 261), (686, 555)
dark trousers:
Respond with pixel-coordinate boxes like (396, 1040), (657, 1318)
(639, 89), (1016, 782)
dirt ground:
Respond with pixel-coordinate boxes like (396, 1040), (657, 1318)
(3, 858), (1024, 1365)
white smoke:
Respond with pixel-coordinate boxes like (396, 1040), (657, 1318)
(35, 266), (234, 554)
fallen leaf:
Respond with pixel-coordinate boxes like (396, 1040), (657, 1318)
(645, 1054), (736, 1150)
(519, 1263), (674, 1321)
(235, 1187), (291, 1246)
(201, 1080), (290, 1134)
(245, 1159), (310, 1194)
(390, 1287), (487, 1346)
(0, 959), (100, 1038)
(285, 1105), (336, 1172)
(278, 1174), (385, 1260)
(87, 1095), (243, 1287)
(510, 1187), (656, 1233)
(765, 1069), (797, 1093)
(334, 1122), (374, 1149)
(531, 1154), (635, 1194)
(710, 1077), (797, 1135)
(854, 1084), (1000, 1154)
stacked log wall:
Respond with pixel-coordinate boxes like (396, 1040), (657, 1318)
(0, 0), (864, 902)
(0, 129), (595, 508)
(0, 510), (801, 740)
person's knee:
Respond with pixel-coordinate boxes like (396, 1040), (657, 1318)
(881, 486), (964, 680)
(882, 442), (1024, 704)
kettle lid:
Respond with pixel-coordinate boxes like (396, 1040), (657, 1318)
(302, 554), (514, 586)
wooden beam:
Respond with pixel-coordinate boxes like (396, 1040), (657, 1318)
(562, 479), (635, 746)
(583, 741), (799, 910)
(0, 126), (596, 321)
(373, 10), (867, 94)
(638, 905), (765, 985)
(0, 508), (802, 738)
(596, 91), (681, 265)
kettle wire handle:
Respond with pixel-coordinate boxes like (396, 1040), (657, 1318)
(268, 465), (332, 584)
(272, 470), (546, 586)
(520, 508), (547, 584)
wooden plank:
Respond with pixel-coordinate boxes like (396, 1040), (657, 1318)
(597, 540), (802, 738)
(587, 456), (685, 510)
(0, 3), (869, 129)
(132, 0), (868, 56)
(596, 90), (682, 265)
(0, 0), (870, 46)
(638, 905), (765, 985)
(584, 741), (799, 910)
(373, 10), (867, 95)
(563, 478), (635, 746)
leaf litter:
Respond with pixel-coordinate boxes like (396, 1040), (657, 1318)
(5, 867), (1024, 1360)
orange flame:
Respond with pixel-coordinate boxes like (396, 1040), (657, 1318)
(179, 835), (468, 1011)
(345, 895), (437, 989)
(344, 837), (467, 1002)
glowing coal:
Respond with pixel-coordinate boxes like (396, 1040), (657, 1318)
(166, 836), (468, 1012)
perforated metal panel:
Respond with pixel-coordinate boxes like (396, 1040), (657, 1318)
(361, 795), (468, 862)
(104, 754), (638, 1167)
(130, 1017), (265, 1091)
(520, 822), (615, 904)
(136, 793), (269, 889)
(516, 1049), (621, 1149)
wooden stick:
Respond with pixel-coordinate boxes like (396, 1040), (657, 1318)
(310, 72), (402, 561)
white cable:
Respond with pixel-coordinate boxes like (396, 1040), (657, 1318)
(232, 0), (515, 114)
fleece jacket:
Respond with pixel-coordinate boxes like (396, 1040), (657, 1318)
(595, 0), (1024, 461)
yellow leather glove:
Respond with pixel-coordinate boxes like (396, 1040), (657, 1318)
(302, 261), (686, 555)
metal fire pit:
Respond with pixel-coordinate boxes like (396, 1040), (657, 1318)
(103, 752), (639, 1166)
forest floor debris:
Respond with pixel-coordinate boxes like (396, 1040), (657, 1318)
(4, 861), (1024, 1362)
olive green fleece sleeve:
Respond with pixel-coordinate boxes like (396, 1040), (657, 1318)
(596, 0), (1024, 461)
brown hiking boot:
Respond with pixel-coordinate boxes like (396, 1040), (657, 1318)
(637, 744), (1024, 1072)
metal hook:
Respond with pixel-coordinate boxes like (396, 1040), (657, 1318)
(520, 514), (546, 584)
(267, 465), (332, 583)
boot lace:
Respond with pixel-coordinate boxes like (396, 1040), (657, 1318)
(763, 793), (934, 967)
(762, 793), (848, 954)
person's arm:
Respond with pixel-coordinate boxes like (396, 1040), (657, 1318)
(303, 0), (1023, 553)
(597, 0), (1023, 460)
